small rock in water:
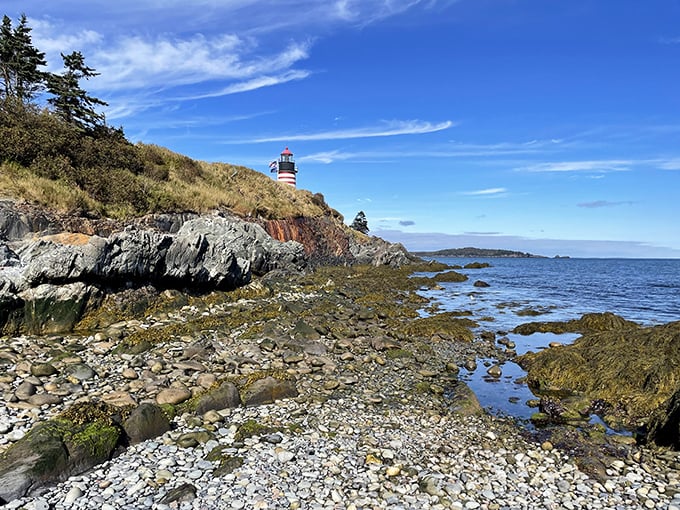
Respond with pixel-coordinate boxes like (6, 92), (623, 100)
(464, 360), (477, 372)
(486, 365), (502, 378)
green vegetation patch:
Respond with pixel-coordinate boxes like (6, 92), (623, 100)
(233, 419), (302, 442)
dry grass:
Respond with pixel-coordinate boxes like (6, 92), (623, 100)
(0, 144), (339, 221)
(0, 162), (102, 214)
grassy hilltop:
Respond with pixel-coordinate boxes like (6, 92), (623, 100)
(0, 103), (340, 222)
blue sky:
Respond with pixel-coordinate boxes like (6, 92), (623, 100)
(6, 0), (680, 257)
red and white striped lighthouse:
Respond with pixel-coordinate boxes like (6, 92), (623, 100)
(270, 147), (298, 187)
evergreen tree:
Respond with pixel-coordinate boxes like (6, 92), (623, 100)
(350, 211), (369, 234)
(47, 51), (107, 130)
(0, 14), (47, 105)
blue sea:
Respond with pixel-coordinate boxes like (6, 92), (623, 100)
(417, 257), (680, 424)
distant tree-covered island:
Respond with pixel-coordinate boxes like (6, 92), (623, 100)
(413, 247), (548, 258)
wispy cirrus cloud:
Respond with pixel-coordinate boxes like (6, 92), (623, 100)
(24, 0), (454, 120)
(461, 187), (507, 196)
(577, 200), (634, 208)
(517, 160), (633, 173)
(91, 37), (311, 92)
(29, 17), (314, 118)
(298, 138), (561, 164)
(299, 150), (352, 164)
(658, 159), (680, 171)
(179, 70), (312, 100)
(235, 120), (454, 143)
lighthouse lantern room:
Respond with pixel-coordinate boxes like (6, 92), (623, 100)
(271, 147), (298, 187)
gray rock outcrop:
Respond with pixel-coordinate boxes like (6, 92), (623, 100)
(349, 235), (417, 267)
(0, 210), (306, 333)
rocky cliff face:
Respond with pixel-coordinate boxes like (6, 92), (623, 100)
(0, 200), (416, 334)
(264, 217), (417, 267)
(264, 217), (351, 264)
(0, 202), (306, 334)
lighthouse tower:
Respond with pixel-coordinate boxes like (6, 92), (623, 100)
(273, 147), (297, 187)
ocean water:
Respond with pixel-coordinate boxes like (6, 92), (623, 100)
(417, 257), (680, 424)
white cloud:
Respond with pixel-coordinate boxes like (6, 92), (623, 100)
(299, 150), (353, 164)
(577, 200), (634, 208)
(238, 120), (454, 143)
(182, 70), (311, 99)
(517, 160), (633, 173)
(658, 159), (680, 171)
(88, 36), (311, 91)
(30, 18), (103, 65)
(461, 187), (507, 196)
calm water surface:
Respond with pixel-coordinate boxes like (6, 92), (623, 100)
(418, 257), (680, 423)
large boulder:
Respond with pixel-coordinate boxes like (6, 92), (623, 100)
(10, 215), (304, 292)
(348, 234), (416, 267)
(0, 401), (175, 503)
(17, 283), (102, 334)
(0, 212), (307, 333)
(194, 382), (241, 414)
(122, 403), (171, 444)
(518, 320), (680, 429)
(0, 417), (119, 503)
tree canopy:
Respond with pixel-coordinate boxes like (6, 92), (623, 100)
(47, 51), (108, 130)
(350, 211), (369, 234)
(0, 14), (107, 131)
(0, 14), (46, 105)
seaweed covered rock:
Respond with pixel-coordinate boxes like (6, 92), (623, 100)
(0, 401), (172, 502)
(518, 320), (680, 428)
(513, 312), (639, 335)
(433, 270), (468, 283)
(399, 312), (476, 342)
(0, 403), (121, 503)
(17, 283), (102, 334)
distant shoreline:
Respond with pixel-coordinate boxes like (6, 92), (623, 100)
(413, 247), (560, 258)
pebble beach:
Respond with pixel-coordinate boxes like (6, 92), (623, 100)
(2, 268), (680, 510)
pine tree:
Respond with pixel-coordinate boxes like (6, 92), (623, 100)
(47, 51), (107, 130)
(350, 211), (369, 234)
(0, 14), (47, 105)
